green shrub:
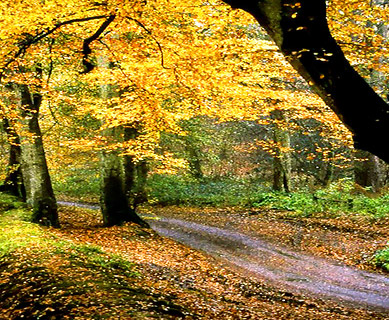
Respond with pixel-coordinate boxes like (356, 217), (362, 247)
(52, 167), (100, 201)
(374, 246), (389, 272)
(147, 174), (266, 206)
(147, 175), (389, 218)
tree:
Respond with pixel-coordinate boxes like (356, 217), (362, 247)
(98, 55), (147, 227)
(354, 150), (382, 192)
(15, 81), (59, 227)
(271, 108), (292, 192)
(221, 0), (389, 163)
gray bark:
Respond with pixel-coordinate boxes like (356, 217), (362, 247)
(16, 82), (59, 227)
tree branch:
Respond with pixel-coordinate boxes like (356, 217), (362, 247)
(0, 15), (109, 82)
(221, 0), (389, 163)
(127, 17), (170, 69)
(81, 14), (116, 73)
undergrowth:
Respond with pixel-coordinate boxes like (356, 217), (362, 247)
(148, 175), (389, 219)
(52, 167), (100, 202)
(374, 246), (389, 272)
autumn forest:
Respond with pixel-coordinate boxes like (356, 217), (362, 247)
(0, 0), (389, 319)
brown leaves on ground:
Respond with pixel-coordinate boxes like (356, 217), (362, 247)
(149, 206), (389, 273)
(1, 205), (387, 319)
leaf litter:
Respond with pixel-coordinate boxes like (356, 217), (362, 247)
(0, 204), (387, 319)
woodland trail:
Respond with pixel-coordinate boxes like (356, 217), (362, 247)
(148, 217), (389, 312)
(58, 201), (389, 313)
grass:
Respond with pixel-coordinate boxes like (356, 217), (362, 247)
(51, 167), (389, 219)
(147, 174), (267, 207)
(0, 193), (186, 319)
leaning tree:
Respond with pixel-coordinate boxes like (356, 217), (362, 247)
(221, 0), (389, 163)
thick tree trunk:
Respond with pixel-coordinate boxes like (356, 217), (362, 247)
(271, 109), (292, 192)
(100, 138), (130, 226)
(135, 160), (148, 206)
(123, 127), (138, 208)
(0, 118), (25, 199)
(100, 128), (148, 227)
(222, 0), (389, 163)
(16, 84), (59, 227)
(98, 58), (146, 226)
(354, 150), (382, 192)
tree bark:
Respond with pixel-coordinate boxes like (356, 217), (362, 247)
(100, 138), (130, 226)
(354, 149), (382, 192)
(16, 83), (59, 227)
(135, 160), (148, 206)
(100, 127), (148, 227)
(0, 118), (26, 199)
(123, 128), (137, 205)
(123, 127), (149, 210)
(98, 57), (147, 227)
(222, 0), (389, 163)
(271, 109), (292, 192)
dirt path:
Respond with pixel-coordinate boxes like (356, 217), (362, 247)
(58, 201), (389, 315)
(148, 216), (389, 312)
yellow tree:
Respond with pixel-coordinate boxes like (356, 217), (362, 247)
(3, 0), (384, 227)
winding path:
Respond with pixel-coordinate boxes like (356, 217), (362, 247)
(148, 217), (389, 312)
(59, 201), (389, 312)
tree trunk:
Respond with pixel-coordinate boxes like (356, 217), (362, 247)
(16, 83), (59, 227)
(186, 143), (204, 180)
(271, 109), (292, 192)
(0, 118), (26, 199)
(222, 0), (389, 163)
(354, 150), (382, 192)
(98, 58), (147, 227)
(100, 128), (148, 227)
(123, 127), (138, 209)
(100, 137), (130, 226)
(123, 127), (149, 210)
(135, 160), (148, 207)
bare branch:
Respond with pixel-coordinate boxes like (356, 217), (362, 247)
(127, 17), (170, 69)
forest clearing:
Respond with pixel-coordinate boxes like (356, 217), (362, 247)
(1, 0), (389, 319)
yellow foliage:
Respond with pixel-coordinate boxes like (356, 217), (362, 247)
(1, 0), (385, 170)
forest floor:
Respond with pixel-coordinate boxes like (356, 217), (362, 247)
(0, 202), (388, 319)
(147, 206), (389, 274)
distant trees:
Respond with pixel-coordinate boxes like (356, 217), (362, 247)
(271, 109), (292, 192)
